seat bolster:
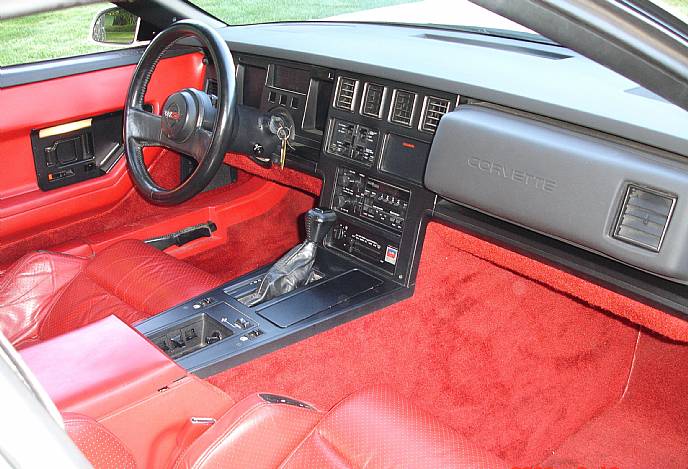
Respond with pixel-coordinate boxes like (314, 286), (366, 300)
(63, 412), (137, 469)
(175, 394), (323, 469)
(0, 251), (86, 346)
(83, 240), (221, 316)
(282, 386), (510, 469)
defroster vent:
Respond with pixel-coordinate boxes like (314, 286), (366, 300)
(613, 184), (676, 252)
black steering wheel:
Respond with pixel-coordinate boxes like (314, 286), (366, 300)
(124, 20), (236, 205)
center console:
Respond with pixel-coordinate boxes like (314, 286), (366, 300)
(136, 60), (457, 377)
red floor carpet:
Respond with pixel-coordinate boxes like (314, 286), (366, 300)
(207, 221), (676, 466)
(544, 331), (688, 469)
(184, 188), (316, 282)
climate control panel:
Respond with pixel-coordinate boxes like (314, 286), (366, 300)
(333, 167), (410, 233)
(327, 119), (381, 166)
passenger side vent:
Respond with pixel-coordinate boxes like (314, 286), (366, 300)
(334, 76), (359, 112)
(613, 184), (676, 252)
(389, 89), (417, 127)
(360, 83), (386, 118)
(420, 96), (451, 133)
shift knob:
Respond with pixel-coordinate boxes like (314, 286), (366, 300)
(305, 208), (337, 245)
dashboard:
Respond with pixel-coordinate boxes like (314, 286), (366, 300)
(198, 21), (688, 318)
(212, 53), (450, 283)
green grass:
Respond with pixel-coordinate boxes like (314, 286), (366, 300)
(0, 3), (117, 67)
(0, 1), (410, 67)
(193, 0), (412, 24)
(2, 0), (688, 67)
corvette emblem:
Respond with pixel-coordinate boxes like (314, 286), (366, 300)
(164, 109), (181, 121)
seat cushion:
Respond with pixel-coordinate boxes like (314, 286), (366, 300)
(0, 240), (221, 347)
(176, 387), (508, 469)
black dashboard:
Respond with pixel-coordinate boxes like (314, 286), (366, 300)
(215, 53), (451, 285)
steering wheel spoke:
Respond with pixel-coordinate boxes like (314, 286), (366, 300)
(160, 127), (212, 163)
(126, 107), (163, 146)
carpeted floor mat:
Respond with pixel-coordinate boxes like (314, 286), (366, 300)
(184, 187), (317, 282)
(207, 221), (644, 465)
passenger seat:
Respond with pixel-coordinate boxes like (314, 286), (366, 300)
(67, 386), (508, 468)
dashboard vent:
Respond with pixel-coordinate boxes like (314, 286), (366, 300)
(389, 89), (417, 127)
(361, 83), (386, 118)
(420, 96), (451, 133)
(334, 76), (359, 111)
(613, 184), (676, 252)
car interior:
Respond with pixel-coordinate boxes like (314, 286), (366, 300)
(1, 0), (688, 468)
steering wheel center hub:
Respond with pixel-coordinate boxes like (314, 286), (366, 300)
(162, 91), (197, 141)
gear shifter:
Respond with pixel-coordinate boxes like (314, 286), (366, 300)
(241, 208), (336, 307)
(304, 208), (338, 245)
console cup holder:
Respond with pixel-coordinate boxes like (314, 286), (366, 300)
(149, 313), (233, 359)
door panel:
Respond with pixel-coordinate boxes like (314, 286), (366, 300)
(0, 52), (206, 244)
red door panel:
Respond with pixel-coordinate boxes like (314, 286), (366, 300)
(0, 52), (206, 244)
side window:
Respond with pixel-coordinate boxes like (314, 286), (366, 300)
(0, 2), (138, 67)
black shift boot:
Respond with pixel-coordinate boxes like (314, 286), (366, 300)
(242, 208), (336, 306)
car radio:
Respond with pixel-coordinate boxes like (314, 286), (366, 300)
(329, 220), (400, 274)
(333, 167), (410, 233)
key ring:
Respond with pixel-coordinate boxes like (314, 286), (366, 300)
(276, 126), (290, 141)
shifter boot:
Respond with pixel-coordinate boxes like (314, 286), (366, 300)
(241, 241), (317, 307)
(241, 208), (336, 307)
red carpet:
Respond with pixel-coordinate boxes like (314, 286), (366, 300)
(544, 331), (688, 469)
(208, 221), (651, 465)
(184, 188), (316, 281)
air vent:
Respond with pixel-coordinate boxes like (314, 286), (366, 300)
(389, 89), (417, 127)
(613, 184), (676, 252)
(334, 76), (359, 112)
(360, 83), (386, 118)
(420, 96), (451, 133)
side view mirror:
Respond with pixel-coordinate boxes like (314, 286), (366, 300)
(91, 7), (140, 45)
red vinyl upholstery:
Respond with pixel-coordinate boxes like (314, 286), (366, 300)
(0, 239), (221, 347)
(174, 387), (508, 469)
(21, 315), (186, 419)
(63, 412), (137, 469)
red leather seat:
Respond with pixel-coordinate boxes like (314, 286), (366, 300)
(0, 240), (221, 347)
(66, 386), (508, 469)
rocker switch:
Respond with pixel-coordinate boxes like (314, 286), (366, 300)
(234, 317), (251, 330)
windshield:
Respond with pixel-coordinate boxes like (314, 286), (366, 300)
(191, 0), (688, 41)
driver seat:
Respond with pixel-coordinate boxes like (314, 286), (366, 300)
(0, 240), (221, 348)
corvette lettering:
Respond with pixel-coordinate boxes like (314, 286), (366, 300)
(467, 157), (557, 193)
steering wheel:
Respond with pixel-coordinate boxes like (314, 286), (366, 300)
(124, 20), (236, 205)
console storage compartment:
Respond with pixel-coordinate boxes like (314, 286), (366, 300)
(149, 311), (235, 359)
(242, 269), (381, 328)
(20, 315), (185, 419)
